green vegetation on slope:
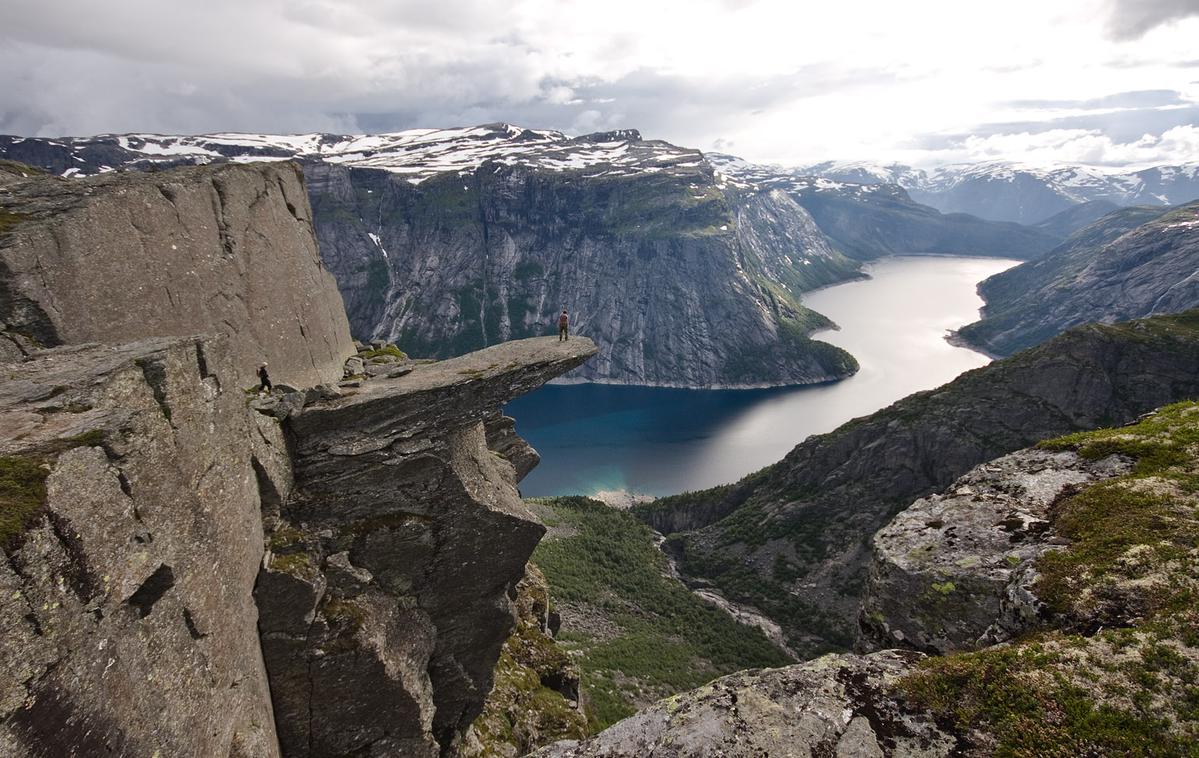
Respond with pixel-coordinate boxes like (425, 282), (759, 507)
(0, 456), (49, 553)
(529, 497), (792, 731)
(465, 565), (587, 757)
(901, 401), (1199, 755)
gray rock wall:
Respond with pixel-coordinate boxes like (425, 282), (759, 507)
(0, 162), (354, 388)
(0, 337), (280, 757)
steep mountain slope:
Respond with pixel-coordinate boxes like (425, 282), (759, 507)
(632, 310), (1199, 655)
(0, 127), (861, 388)
(1031, 198), (1121, 238)
(709, 154), (1061, 260)
(801, 159), (1199, 224)
(958, 201), (1199, 355)
(526, 497), (790, 731)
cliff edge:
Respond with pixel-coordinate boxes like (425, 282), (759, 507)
(0, 160), (599, 756)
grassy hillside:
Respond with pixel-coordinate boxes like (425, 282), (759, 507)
(901, 401), (1199, 754)
(527, 497), (792, 731)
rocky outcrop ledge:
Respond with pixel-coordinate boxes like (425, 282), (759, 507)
(256, 336), (596, 757)
(0, 333), (594, 757)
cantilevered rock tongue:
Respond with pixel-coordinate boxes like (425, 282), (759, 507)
(258, 336), (597, 757)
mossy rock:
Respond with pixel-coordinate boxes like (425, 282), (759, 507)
(0, 456), (49, 553)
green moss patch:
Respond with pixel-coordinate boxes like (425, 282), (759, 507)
(1035, 402), (1199, 625)
(0, 457), (49, 553)
(901, 638), (1192, 756)
(359, 344), (407, 360)
(269, 551), (315, 579)
(0, 208), (29, 237)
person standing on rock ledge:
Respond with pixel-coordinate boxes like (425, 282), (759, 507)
(558, 310), (570, 341)
(258, 362), (272, 393)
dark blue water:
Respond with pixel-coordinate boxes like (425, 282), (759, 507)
(504, 383), (806, 496)
(507, 256), (1018, 498)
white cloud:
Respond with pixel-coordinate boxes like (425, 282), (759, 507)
(0, 0), (1196, 167)
(932, 125), (1199, 168)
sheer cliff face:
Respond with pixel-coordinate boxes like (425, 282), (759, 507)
(958, 201), (1199, 356)
(0, 338), (281, 757)
(0, 162), (354, 388)
(305, 160), (859, 387)
(0, 161), (600, 756)
(636, 310), (1199, 656)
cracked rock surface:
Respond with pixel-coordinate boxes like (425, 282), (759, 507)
(0, 336), (280, 757)
(530, 650), (955, 758)
(257, 335), (597, 757)
(859, 448), (1132, 653)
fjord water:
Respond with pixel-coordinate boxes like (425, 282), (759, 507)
(507, 256), (1018, 498)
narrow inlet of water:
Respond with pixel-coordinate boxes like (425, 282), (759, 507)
(506, 255), (1018, 498)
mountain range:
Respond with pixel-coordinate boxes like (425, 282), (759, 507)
(800, 158), (1199, 224)
(4, 125), (1195, 389)
(0, 125), (1059, 388)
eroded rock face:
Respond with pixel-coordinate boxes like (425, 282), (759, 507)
(0, 337), (280, 757)
(0, 162), (354, 388)
(256, 336), (597, 756)
(531, 650), (955, 758)
(860, 449), (1132, 653)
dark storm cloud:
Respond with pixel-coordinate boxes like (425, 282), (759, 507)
(1106, 0), (1199, 39)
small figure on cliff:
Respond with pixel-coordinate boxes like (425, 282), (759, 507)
(558, 310), (570, 341)
(258, 363), (273, 393)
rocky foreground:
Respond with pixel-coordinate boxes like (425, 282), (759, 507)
(537, 402), (1199, 756)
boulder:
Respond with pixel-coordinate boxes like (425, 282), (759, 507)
(860, 448), (1131, 653)
(531, 651), (955, 758)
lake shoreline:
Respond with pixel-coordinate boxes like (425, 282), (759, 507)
(508, 255), (1020, 498)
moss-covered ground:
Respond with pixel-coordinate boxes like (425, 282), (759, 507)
(529, 496), (792, 731)
(0, 456), (49, 553)
(901, 401), (1199, 755)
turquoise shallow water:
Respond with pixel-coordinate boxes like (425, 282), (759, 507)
(506, 255), (1018, 498)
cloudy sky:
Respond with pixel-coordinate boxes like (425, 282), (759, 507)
(2, 0), (1198, 168)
